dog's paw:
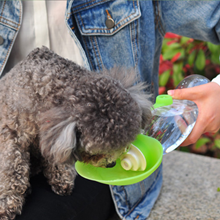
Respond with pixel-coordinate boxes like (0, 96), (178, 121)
(44, 163), (76, 196)
(51, 181), (74, 196)
(0, 213), (13, 220)
(0, 196), (23, 220)
(0, 215), (10, 220)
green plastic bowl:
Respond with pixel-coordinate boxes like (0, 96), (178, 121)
(75, 134), (163, 185)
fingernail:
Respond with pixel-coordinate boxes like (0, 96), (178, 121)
(167, 90), (174, 96)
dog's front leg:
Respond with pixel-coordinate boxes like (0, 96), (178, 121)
(0, 137), (30, 220)
(43, 162), (76, 196)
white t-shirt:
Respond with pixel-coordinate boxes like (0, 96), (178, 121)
(4, 1), (83, 73)
(212, 74), (220, 86)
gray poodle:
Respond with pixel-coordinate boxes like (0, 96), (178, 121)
(0, 47), (152, 219)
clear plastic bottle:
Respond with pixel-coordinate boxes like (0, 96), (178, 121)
(176, 74), (210, 89)
(145, 75), (210, 154)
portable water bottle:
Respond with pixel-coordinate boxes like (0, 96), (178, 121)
(175, 74), (210, 89)
(145, 74), (210, 154)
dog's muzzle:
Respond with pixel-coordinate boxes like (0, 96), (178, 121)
(106, 161), (116, 168)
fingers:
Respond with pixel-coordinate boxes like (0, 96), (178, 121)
(167, 85), (204, 146)
(168, 86), (204, 146)
(167, 84), (205, 101)
(167, 82), (220, 146)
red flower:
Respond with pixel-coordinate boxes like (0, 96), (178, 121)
(166, 78), (174, 88)
(159, 54), (163, 64)
(164, 33), (181, 39)
(183, 64), (191, 73)
(215, 67), (220, 73)
(159, 60), (173, 75)
(186, 38), (194, 44)
(159, 86), (166, 95)
(206, 60), (211, 65)
(185, 64), (190, 69)
(171, 52), (181, 63)
(167, 40), (178, 45)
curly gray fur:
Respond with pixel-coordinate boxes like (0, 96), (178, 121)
(0, 47), (152, 219)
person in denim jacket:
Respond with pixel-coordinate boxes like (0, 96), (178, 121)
(0, 1), (219, 220)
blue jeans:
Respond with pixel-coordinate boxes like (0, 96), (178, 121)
(110, 164), (163, 219)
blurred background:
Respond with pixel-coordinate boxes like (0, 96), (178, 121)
(159, 33), (220, 159)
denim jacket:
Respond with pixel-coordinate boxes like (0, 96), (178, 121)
(0, 1), (219, 219)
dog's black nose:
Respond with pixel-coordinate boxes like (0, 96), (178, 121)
(106, 161), (116, 168)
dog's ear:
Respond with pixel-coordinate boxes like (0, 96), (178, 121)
(38, 107), (77, 164)
(104, 67), (153, 129)
(127, 82), (152, 129)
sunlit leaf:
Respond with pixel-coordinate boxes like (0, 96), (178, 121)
(207, 42), (220, 53)
(211, 54), (220, 65)
(159, 70), (170, 86)
(188, 51), (196, 66)
(163, 49), (182, 60)
(173, 63), (184, 86)
(214, 139), (220, 149)
(180, 36), (191, 44)
(195, 50), (206, 70)
(167, 43), (181, 49)
(195, 137), (210, 149)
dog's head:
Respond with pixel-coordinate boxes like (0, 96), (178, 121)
(39, 68), (152, 167)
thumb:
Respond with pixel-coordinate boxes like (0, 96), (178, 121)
(167, 87), (200, 101)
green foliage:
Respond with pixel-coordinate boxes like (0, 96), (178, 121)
(159, 70), (170, 86)
(214, 139), (220, 150)
(159, 33), (220, 94)
(195, 50), (206, 70)
(195, 137), (211, 149)
(188, 50), (196, 66)
(160, 33), (220, 158)
(173, 63), (184, 87)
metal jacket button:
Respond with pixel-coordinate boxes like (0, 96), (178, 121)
(105, 10), (115, 29)
(106, 17), (115, 29)
(0, 36), (4, 45)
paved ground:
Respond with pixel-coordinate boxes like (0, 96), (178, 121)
(108, 151), (220, 219)
(148, 151), (220, 220)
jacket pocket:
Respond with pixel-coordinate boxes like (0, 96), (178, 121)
(72, 0), (141, 36)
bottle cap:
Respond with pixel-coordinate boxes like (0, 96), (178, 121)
(153, 94), (173, 109)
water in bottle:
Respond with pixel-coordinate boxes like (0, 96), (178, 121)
(145, 75), (210, 154)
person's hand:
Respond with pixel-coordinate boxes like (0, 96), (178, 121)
(167, 82), (220, 146)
